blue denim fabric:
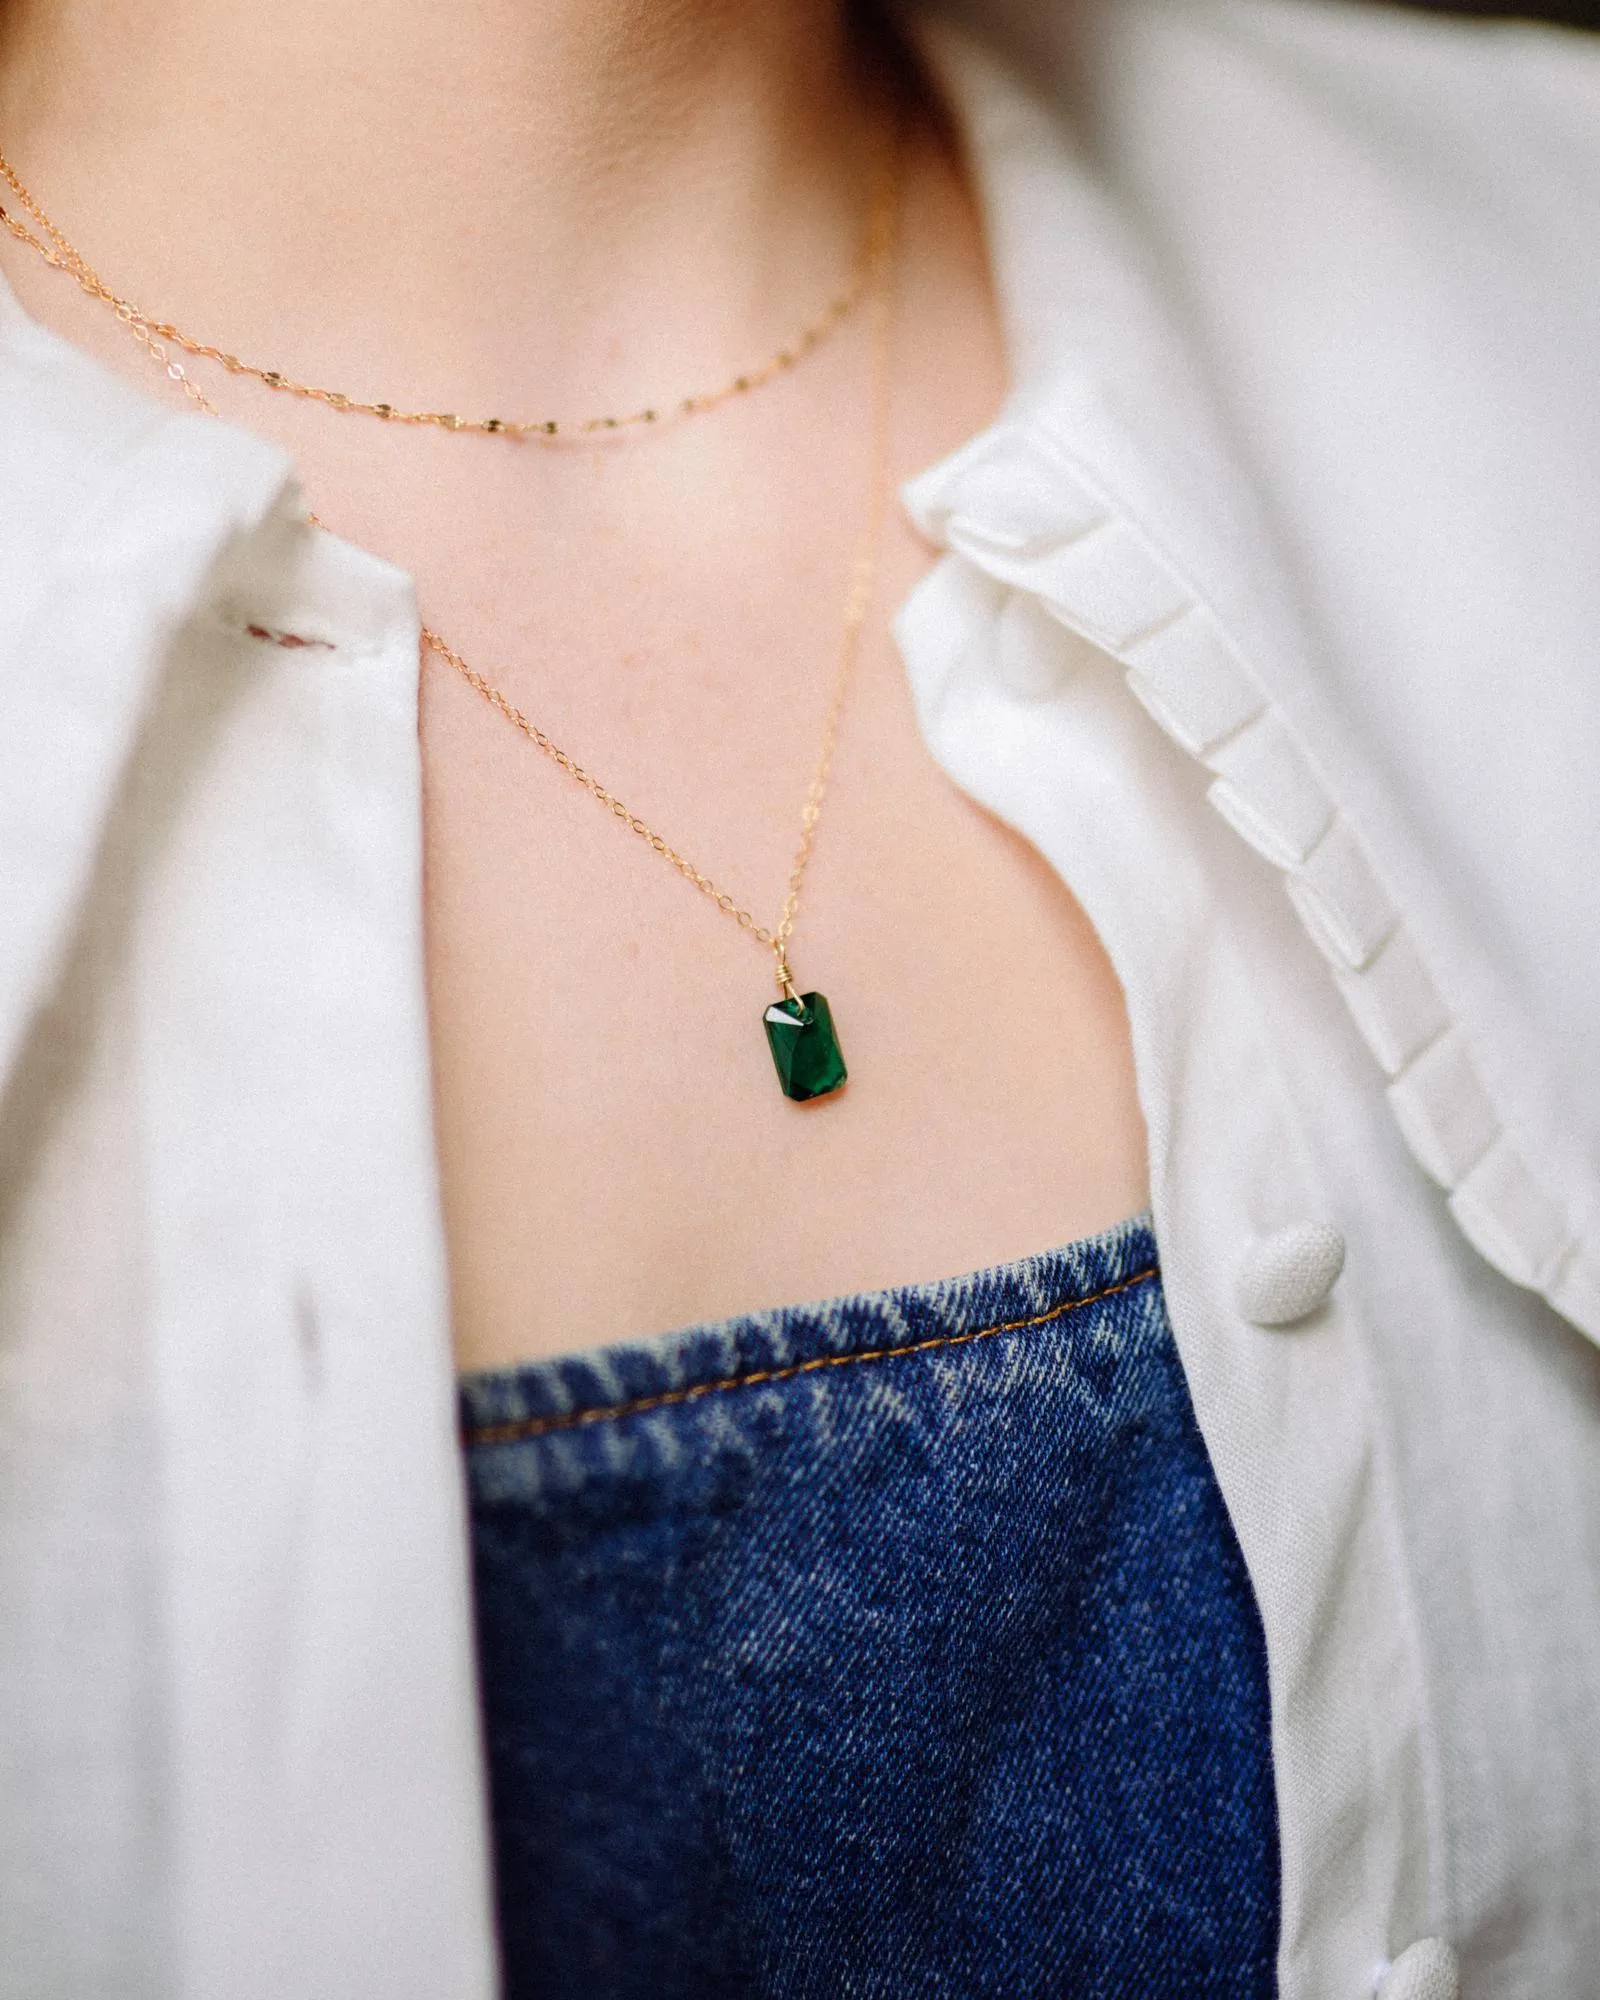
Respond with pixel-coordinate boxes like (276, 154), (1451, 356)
(460, 1214), (1279, 1999)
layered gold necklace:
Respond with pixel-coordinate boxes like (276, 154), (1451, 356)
(0, 128), (900, 1101)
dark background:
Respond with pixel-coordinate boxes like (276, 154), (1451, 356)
(1395, 0), (1598, 23)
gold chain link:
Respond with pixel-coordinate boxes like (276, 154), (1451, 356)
(422, 188), (895, 994)
(0, 130), (900, 997)
(0, 135), (893, 438)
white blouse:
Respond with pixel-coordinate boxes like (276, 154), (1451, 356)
(2, 2), (1598, 1996)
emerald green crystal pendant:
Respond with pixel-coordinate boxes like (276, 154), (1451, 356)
(763, 991), (848, 1102)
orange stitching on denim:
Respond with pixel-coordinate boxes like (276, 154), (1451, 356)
(465, 1263), (1160, 1447)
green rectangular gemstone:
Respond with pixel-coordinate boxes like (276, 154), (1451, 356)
(762, 991), (847, 1101)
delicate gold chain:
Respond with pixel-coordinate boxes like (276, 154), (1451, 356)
(424, 208), (894, 995)
(0, 134), (893, 439)
(0, 132), (899, 998)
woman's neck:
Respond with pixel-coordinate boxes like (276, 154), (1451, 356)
(0, 0), (875, 407)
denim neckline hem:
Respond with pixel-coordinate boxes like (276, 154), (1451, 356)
(460, 1209), (1158, 1450)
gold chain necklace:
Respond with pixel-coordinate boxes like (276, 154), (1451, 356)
(0, 140), (899, 1101)
(0, 134), (893, 439)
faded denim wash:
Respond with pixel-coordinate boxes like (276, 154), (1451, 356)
(460, 1213), (1279, 1998)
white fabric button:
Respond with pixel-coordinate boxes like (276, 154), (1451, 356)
(1236, 1222), (1345, 1326)
(1375, 1938), (1460, 2000)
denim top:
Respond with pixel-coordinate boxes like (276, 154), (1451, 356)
(459, 1213), (1279, 1999)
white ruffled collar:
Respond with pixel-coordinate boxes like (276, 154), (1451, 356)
(908, 15), (1600, 1340)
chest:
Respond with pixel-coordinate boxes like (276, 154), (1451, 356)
(421, 497), (1149, 1369)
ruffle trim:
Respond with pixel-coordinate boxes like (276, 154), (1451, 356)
(903, 419), (1600, 1342)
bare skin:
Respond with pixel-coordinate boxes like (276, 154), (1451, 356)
(0, 0), (1148, 1367)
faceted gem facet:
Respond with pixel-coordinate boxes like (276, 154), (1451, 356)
(763, 991), (847, 1101)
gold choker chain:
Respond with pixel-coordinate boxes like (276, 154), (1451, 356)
(0, 128), (901, 1100)
(0, 133), (895, 440)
